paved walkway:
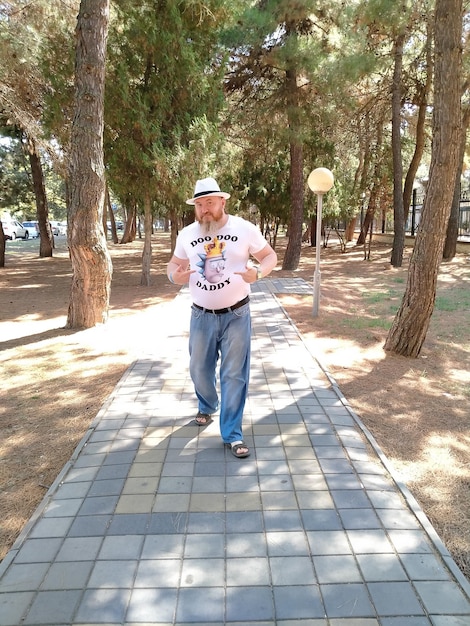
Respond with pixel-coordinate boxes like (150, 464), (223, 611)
(1, 280), (469, 626)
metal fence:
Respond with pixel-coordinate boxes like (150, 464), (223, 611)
(405, 189), (470, 240)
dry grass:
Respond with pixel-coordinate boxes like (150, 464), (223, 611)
(0, 232), (469, 583)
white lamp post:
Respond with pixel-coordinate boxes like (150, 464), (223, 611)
(307, 167), (334, 317)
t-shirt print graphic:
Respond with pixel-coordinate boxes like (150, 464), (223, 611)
(197, 237), (226, 284)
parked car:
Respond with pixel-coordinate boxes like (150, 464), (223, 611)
(1, 219), (29, 240)
(22, 221), (39, 238)
(50, 221), (67, 236)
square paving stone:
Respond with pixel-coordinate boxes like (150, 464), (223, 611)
(264, 510), (303, 531)
(126, 587), (178, 623)
(307, 530), (351, 555)
(301, 509), (343, 531)
(88, 559), (138, 588)
(414, 580), (470, 614)
(107, 513), (150, 535)
(177, 586), (225, 622)
(266, 531), (310, 557)
(184, 533), (225, 558)
(181, 558), (225, 587)
(400, 553), (449, 580)
(23, 589), (82, 624)
(368, 581), (425, 615)
(43, 498), (82, 518)
(0, 563), (49, 591)
(134, 559), (181, 588)
(356, 553), (408, 582)
(226, 511), (263, 533)
(74, 588), (131, 623)
(67, 514), (111, 537)
(273, 585), (325, 619)
(226, 532), (268, 557)
(98, 535), (144, 560)
(339, 508), (381, 530)
(314, 554), (363, 583)
(0, 591), (35, 626)
(40, 561), (94, 590)
(270, 556), (316, 585)
(13, 538), (62, 564)
(140, 534), (185, 560)
(226, 557), (270, 586)
(321, 583), (376, 618)
(56, 536), (103, 562)
(226, 586), (274, 622)
(347, 530), (394, 554)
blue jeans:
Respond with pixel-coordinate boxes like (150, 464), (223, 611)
(189, 302), (251, 444)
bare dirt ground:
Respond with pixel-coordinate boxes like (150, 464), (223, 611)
(1, 232), (469, 583)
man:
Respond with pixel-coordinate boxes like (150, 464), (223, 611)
(167, 177), (277, 458)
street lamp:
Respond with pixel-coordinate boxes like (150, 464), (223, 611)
(307, 167), (334, 317)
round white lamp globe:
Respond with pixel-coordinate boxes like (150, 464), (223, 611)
(307, 168), (334, 194)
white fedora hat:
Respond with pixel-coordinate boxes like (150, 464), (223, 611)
(186, 177), (231, 205)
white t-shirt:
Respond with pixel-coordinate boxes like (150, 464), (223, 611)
(173, 215), (267, 309)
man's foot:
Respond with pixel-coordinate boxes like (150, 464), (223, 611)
(194, 412), (213, 426)
(225, 441), (250, 458)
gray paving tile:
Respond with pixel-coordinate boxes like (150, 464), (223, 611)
(226, 586), (274, 622)
(13, 538), (63, 564)
(55, 536), (103, 562)
(0, 591), (35, 626)
(139, 534), (185, 560)
(177, 586), (225, 622)
(314, 554), (363, 583)
(321, 583), (376, 618)
(270, 555), (316, 585)
(226, 532), (268, 557)
(126, 587), (178, 623)
(273, 585), (325, 619)
(88, 559), (138, 588)
(357, 553), (408, 582)
(40, 560), (94, 590)
(368, 581), (425, 615)
(414, 580), (470, 614)
(0, 562), (49, 591)
(184, 533), (225, 558)
(67, 514), (111, 537)
(400, 553), (451, 580)
(23, 589), (82, 624)
(74, 588), (131, 623)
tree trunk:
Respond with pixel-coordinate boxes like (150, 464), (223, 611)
(140, 189), (152, 286)
(443, 103), (470, 259)
(0, 224), (6, 267)
(121, 203), (136, 243)
(390, 32), (406, 268)
(282, 64), (304, 271)
(385, 0), (462, 357)
(403, 22), (432, 223)
(66, 0), (112, 329)
(26, 137), (54, 257)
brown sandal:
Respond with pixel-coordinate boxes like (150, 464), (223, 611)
(226, 442), (250, 458)
(194, 412), (213, 426)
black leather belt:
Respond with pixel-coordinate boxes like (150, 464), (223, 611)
(193, 295), (250, 315)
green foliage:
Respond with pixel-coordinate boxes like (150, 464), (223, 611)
(0, 138), (35, 215)
(105, 0), (229, 212)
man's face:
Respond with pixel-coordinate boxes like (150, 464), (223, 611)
(195, 196), (226, 225)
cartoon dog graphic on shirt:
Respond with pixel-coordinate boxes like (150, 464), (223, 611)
(197, 238), (226, 284)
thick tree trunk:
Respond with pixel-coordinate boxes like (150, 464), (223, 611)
(390, 33), (406, 268)
(27, 141), (54, 257)
(66, 0), (112, 329)
(385, 0), (462, 357)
